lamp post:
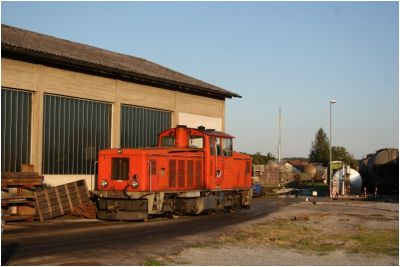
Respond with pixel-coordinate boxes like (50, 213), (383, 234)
(329, 99), (336, 199)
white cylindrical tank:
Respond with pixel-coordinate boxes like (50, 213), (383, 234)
(333, 166), (363, 195)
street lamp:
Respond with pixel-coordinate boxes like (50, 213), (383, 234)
(329, 99), (336, 199)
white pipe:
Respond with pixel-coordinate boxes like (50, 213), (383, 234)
(91, 161), (98, 191)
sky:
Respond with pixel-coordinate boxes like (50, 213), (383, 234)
(1, 1), (398, 159)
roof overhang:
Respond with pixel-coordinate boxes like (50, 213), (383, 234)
(2, 24), (242, 100)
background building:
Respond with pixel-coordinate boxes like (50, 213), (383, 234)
(1, 24), (240, 188)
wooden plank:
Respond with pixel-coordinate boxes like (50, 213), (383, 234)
(46, 194), (59, 202)
(2, 178), (43, 187)
(2, 172), (41, 177)
(34, 190), (46, 197)
(54, 187), (64, 215)
(34, 191), (44, 222)
(74, 182), (82, 204)
(36, 200), (49, 207)
(2, 215), (35, 222)
(64, 184), (74, 211)
(41, 213), (53, 220)
(57, 191), (68, 197)
(50, 203), (62, 211)
(83, 179), (91, 199)
(44, 190), (53, 218)
(2, 199), (36, 206)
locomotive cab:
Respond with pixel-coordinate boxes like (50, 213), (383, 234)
(158, 125), (242, 188)
(93, 125), (252, 221)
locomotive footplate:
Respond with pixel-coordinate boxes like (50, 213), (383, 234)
(96, 197), (148, 221)
(175, 195), (218, 215)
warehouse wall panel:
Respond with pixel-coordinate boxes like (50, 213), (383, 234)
(121, 105), (171, 148)
(1, 59), (38, 91)
(41, 67), (116, 102)
(42, 94), (111, 174)
(178, 112), (222, 131)
(176, 92), (224, 118)
(118, 81), (176, 111)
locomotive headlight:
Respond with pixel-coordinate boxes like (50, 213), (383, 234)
(131, 180), (139, 189)
(100, 179), (108, 188)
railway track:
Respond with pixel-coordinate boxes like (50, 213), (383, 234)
(2, 197), (297, 265)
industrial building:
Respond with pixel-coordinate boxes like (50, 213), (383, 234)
(1, 24), (240, 188)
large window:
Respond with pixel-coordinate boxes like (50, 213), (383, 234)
(1, 88), (32, 172)
(42, 95), (111, 174)
(121, 105), (171, 148)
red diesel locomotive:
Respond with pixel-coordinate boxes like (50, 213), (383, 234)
(93, 125), (252, 220)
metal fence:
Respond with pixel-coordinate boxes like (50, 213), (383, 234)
(121, 105), (171, 148)
(1, 88), (32, 172)
(42, 94), (111, 174)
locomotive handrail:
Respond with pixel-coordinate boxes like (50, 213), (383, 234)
(91, 161), (98, 190)
(147, 160), (152, 193)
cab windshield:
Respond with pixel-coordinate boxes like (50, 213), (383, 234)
(189, 136), (204, 148)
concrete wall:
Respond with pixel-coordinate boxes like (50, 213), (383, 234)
(2, 58), (225, 188)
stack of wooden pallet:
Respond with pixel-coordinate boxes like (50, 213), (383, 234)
(34, 179), (95, 221)
(1, 170), (44, 222)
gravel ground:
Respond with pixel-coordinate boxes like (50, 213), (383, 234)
(167, 198), (399, 266)
(173, 245), (399, 266)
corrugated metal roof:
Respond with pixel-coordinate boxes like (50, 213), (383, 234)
(1, 24), (241, 99)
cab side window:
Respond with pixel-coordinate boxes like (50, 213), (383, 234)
(210, 137), (221, 155)
(210, 137), (222, 156)
(209, 137), (216, 155)
(221, 138), (233, 157)
(210, 137), (231, 156)
(216, 138), (222, 155)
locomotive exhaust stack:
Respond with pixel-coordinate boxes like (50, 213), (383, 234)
(175, 125), (189, 148)
(92, 126), (253, 221)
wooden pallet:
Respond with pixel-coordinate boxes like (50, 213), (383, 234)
(34, 180), (91, 222)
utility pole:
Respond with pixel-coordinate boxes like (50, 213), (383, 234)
(329, 100), (336, 198)
(278, 107), (282, 163)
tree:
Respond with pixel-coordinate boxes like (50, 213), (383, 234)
(332, 146), (358, 169)
(251, 152), (276, 165)
(309, 128), (330, 166)
(309, 128), (358, 169)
